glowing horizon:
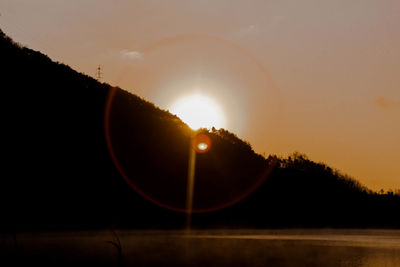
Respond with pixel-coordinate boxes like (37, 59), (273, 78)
(168, 93), (227, 130)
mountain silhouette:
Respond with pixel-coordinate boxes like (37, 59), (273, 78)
(1, 29), (399, 231)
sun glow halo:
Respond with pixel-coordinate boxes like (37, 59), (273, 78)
(169, 94), (226, 130)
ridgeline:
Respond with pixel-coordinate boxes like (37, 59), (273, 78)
(1, 29), (399, 231)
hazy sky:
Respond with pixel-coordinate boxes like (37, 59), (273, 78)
(2, 0), (399, 190)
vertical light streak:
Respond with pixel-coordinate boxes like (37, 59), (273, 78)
(185, 136), (197, 231)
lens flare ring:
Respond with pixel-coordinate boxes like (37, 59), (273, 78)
(105, 34), (280, 213)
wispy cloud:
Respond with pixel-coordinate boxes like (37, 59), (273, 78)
(228, 16), (285, 40)
(373, 97), (400, 109)
(120, 50), (143, 60)
(229, 24), (259, 39)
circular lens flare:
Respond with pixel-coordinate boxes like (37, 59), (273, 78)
(197, 142), (208, 151)
(192, 133), (212, 153)
(106, 34), (281, 214)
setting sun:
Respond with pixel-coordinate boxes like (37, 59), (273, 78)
(169, 93), (226, 130)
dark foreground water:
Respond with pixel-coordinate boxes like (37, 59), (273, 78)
(1, 229), (400, 266)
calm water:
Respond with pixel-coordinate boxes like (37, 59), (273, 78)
(1, 229), (400, 266)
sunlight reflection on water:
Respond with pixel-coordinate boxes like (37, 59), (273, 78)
(1, 229), (400, 266)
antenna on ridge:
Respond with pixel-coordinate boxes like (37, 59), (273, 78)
(96, 65), (103, 82)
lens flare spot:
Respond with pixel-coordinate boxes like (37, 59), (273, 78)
(197, 142), (208, 151)
(192, 133), (212, 153)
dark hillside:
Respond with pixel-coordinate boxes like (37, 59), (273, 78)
(1, 29), (399, 230)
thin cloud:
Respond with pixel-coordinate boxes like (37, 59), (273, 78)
(373, 97), (400, 109)
(120, 50), (143, 60)
(228, 16), (284, 40)
(229, 24), (259, 39)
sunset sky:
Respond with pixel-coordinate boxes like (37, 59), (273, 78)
(2, 0), (399, 190)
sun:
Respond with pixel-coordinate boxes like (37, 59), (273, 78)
(169, 93), (227, 130)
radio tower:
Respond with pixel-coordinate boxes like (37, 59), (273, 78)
(96, 65), (103, 82)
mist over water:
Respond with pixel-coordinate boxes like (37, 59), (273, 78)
(1, 229), (400, 266)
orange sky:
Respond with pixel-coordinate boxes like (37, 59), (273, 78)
(2, 0), (399, 190)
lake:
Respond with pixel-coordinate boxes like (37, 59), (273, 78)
(1, 229), (400, 266)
